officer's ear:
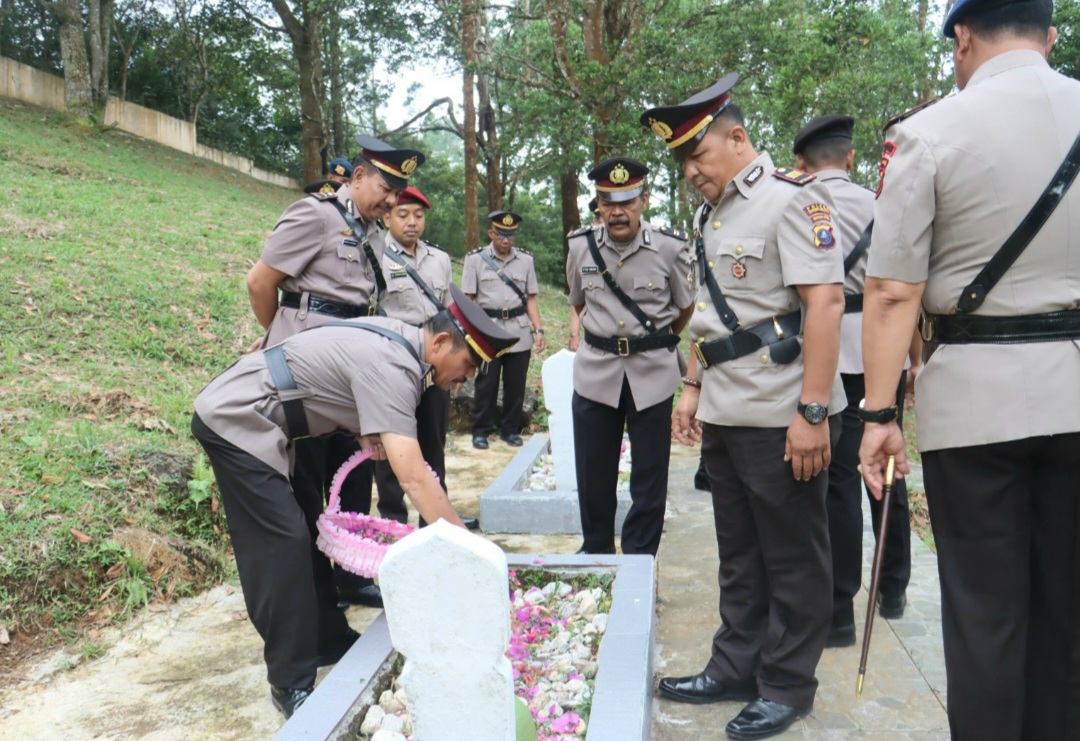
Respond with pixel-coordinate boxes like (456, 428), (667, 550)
(1046, 26), (1059, 58)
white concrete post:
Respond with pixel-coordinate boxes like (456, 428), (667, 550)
(541, 349), (577, 492)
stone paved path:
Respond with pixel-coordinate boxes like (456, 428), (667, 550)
(654, 451), (949, 740)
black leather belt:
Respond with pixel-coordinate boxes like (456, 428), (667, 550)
(280, 291), (373, 318)
(584, 328), (680, 357)
(484, 305), (526, 319)
(264, 345), (309, 439)
(844, 294), (863, 314)
(925, 309), (1080, 345)
(693, 311), (803, 368)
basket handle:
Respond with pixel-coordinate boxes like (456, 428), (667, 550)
(326, 448), (376, 514)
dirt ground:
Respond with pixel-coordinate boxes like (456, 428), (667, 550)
(0, 433), (584, 741)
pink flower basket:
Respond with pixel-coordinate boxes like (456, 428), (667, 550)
(316, 449), (416, 577)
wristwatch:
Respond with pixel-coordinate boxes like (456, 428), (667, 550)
(797, 401), (829, 425)
(857, 398), (899, 424)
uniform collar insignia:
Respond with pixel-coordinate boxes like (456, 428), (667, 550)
(744, 165), (764, 185)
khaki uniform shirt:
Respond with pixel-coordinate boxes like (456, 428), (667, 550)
(461, 244), (539, 353)
(690, 152), (847, 428)
(194, 319), (428, 478)
(380, 237), (452, 325)
(816, 170), (875, 374)
(868, 50), (1080, 452)
(566, 220), (695, 409)
(260, 185), (385, 346)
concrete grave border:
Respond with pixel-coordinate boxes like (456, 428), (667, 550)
(276, 554), (656, 741)
(478, 434), (632, 534)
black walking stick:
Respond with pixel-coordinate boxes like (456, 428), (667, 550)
(857, 454), (895, 697)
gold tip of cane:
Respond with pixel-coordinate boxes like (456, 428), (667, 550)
(885, 455), (896, 484)
(856, 672), (864, 697)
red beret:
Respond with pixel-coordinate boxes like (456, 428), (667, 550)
(397, 186), (431, 209)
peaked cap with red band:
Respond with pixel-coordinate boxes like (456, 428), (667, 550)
(588, 156), (649, 203)
(355, 134), (426, 190)
(446, 284), (517, 364)
(640, 72), (740, 162)
(397, 186), (431, 209)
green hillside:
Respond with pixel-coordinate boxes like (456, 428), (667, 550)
(0, 100), (574, 650)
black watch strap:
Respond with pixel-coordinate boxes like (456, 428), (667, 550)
(857, 399), (898, 424)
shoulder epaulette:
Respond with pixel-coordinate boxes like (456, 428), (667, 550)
(657, 225), (688, 241)
(466, 247), (485, 256)
(566, 224), (595, 239)
(515, 247), (532, 256)
(303, 179), (342, 196)
(421, 240), (447, 253)
(884, 97), (940, 131)
(772, 167), (816, 186)
(307, 188), (339, 201)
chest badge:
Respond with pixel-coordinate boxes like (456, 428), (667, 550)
(341, 228), (355, 237)
(732, 260), (747, 279)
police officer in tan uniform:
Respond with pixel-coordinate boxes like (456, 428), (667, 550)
(462, 211), (546, 448)
(791, 115), (915, 648)
(370, 186), (466, 527)
(859, 2), (1079, 738)
(191, 287), (516, 720)
(643, 74), (846, 739)
(566, 157), (694, 556)
(246, 135), (425, 609)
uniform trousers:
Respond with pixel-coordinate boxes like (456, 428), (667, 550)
(572, 376), (674, 556)
(701, 418), (839, 709)
(292, 434), (376, 594)
(472, 349), (530, 438)
(922, 432), (1080, 741)
(826, 371), (911, 626)
(191, 414), (350, 689)
(375, 385), (450, 523)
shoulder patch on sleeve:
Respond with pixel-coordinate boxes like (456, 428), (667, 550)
(658, 225), (688, 241)
(884, 97), (940, 131)
(772, 167), (816, 185)
(307, 189), (339, 201)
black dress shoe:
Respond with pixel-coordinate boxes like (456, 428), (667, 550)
(725, 697), (812, 739)
(878, 591), (907, 619)
(824, 621), (856, 648)
(575, 545), (616, 555)
(472, 435), (489, 450)
(462, 517), (481, 530)
(500, 433), (524, 447)
(658, 672), (757, 704)
(271, 685), (313, 719)
(337, 584), (383, 609)
(317, 627), (360, 666)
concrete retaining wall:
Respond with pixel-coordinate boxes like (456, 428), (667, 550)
(0, 55), (295, 189)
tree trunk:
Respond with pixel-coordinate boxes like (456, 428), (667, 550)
(462, 0), (480, 250)
(477, 71), (501, 212)
(87, 0), (112, 116)
(50, 0), (94, 119)
(559, 169), (580, 292)
(272, 0), (327, 184)
(326, 12), (345, 157)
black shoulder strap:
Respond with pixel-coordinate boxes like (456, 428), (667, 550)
(386, 243), (446, 312)
(694, 205), (740, 331)
(957, 127), (1080, 313)
(477, 249), (528, 307)
(844, 219), (873, 275)
(583, 229), (659, 334)
(328, 200), (388, 300)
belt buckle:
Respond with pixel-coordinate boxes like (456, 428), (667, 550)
(919, 311), (935, 342)
(617, 337), (630, 357)
(368, 303), (378, 316)
(501, 308), (510, 320)
(692, 338), (709, 369)
(772, 316), (785, 340)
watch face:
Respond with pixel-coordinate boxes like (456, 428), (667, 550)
(802, 402), (828, 425)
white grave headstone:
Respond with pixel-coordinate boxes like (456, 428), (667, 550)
(378, 520), (516, 741)
(541, 349), (577, 491)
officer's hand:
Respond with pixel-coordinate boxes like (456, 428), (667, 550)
(243, 337), (264, 354)
(785, 417), (830, 481)
(905, 364), (921, 409)
(858, 422), (908, 500)
(672, 389), (702, 446)
(568, 334), (580, 352)
(356, 434), (387, 461)
(534, 332), (547, 353)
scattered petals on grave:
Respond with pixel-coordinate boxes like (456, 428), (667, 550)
(525, 437), (632, 492)
(357, 570), (612, 741)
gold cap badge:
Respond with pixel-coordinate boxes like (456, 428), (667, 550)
(649, 118), (673, 141)
(610, 164), (630, 185)
(502, 214), (515, 226)
(401, 156), (418, 176)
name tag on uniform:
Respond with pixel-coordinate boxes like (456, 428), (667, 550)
(581, 266), (599, 274)
(342, 238), (358, 247)
(390, 269), (408, 278)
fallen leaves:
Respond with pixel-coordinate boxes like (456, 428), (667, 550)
(70, 528), (92, 544)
